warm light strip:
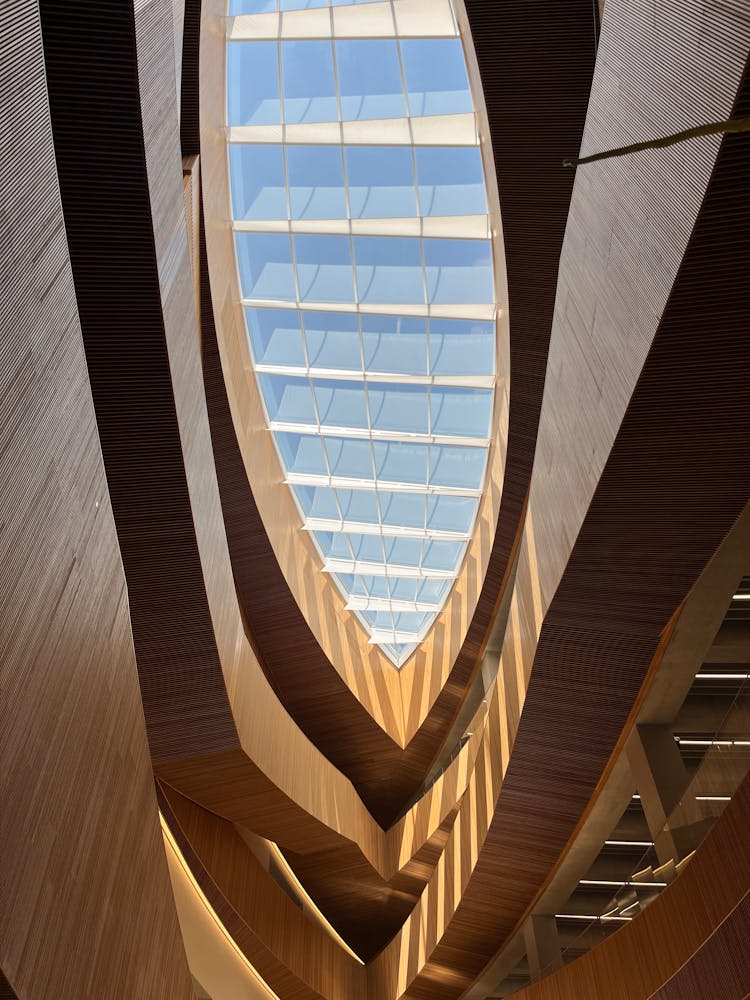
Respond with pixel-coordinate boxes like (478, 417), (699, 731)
(604, 840), (654, 847)
(733, 593), (750, 599)
(556, 914), (631, 922)
(160, 813), (282, 1000)
(579, 879), (666, 888)
(266, 843), (366, 965)
(695, 795), (731, 801)
(676, 739), (748, 747)
(695, 673), (749, 680)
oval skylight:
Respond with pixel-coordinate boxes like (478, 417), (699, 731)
(225, 0), (498, 666)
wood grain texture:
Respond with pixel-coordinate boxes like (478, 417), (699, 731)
(159, 784), (366, 1000)
(512, 777), (750, 1000)
(197, 0), (596, 827)
(0, 3), (194, 997)
(369, 9), (750, 997)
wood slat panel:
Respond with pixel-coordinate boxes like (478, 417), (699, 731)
(0, 4), (194, 997)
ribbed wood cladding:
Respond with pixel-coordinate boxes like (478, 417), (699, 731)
(0, 4), (193, 997)
(159, 786), (366, 1000)
(513, 777), (750, 1000)
(448, 0), (599, 711)
(0, 972), (16, 1000)
(196, 0), (597, 828)
(376, 37), (750, 998)
(39, 0), (241, 762)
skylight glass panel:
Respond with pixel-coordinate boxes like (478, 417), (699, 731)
(426, 495), (476, 533)
(389, 578), (418, 601)
(424, 239), (494, 304)
(335, 489), (379, 523)
(416, 579), (452, 604)
(415, 147), (487, 216)
(230, 145), (286, 220)
(276, 432), (328, 474)
(322, 436), (375, 479)
(429, 444), (486, 489)
(287, 146), (346, 220)
(345, 147), (417, 219)
(229, 0), (275, 13)
(294, 485), (340, 520)
(354, 237), (424, 304)
(422, 540), (463, 571)
(383, 537), (422, 567)
(429, 318), (495, 377)
(227, 42), (280, 125)
(245, 308), (306, 367)
(361, 315), (427, 375)
(281, 41), (337, 123)
(394, 612), (431, 633)
(235, 233), (295, 300)
(336, 40), (406, 121)
(294, 235), (355, 302)
(373, 441), (430, 485)
(303, 311), (361, 370)
(225, 0), (500, 666)
(401, 38), (473, 117)
(368, 384), (429, 436)
(312, 379), (369, 429)
(379, 491), (426, 530)
(430, 387), (493, 438)
(260, 374), (317, 424)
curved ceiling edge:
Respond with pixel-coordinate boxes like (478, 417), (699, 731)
(200, 0), (510, 748)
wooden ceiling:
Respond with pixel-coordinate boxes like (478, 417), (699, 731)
(15, 0), (748, 997)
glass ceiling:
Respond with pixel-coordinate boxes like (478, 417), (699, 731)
(225, 0), (498, 666)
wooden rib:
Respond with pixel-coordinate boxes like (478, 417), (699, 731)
(0, 3), (193, 997)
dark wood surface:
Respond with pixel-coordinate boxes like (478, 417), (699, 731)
(0, 3), (194, 997)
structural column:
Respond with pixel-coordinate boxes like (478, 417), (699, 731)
(523, 915), (562, 982)
(625, 724), (697, 867)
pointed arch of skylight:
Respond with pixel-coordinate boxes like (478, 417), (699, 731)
(225, 0), (499, 666)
